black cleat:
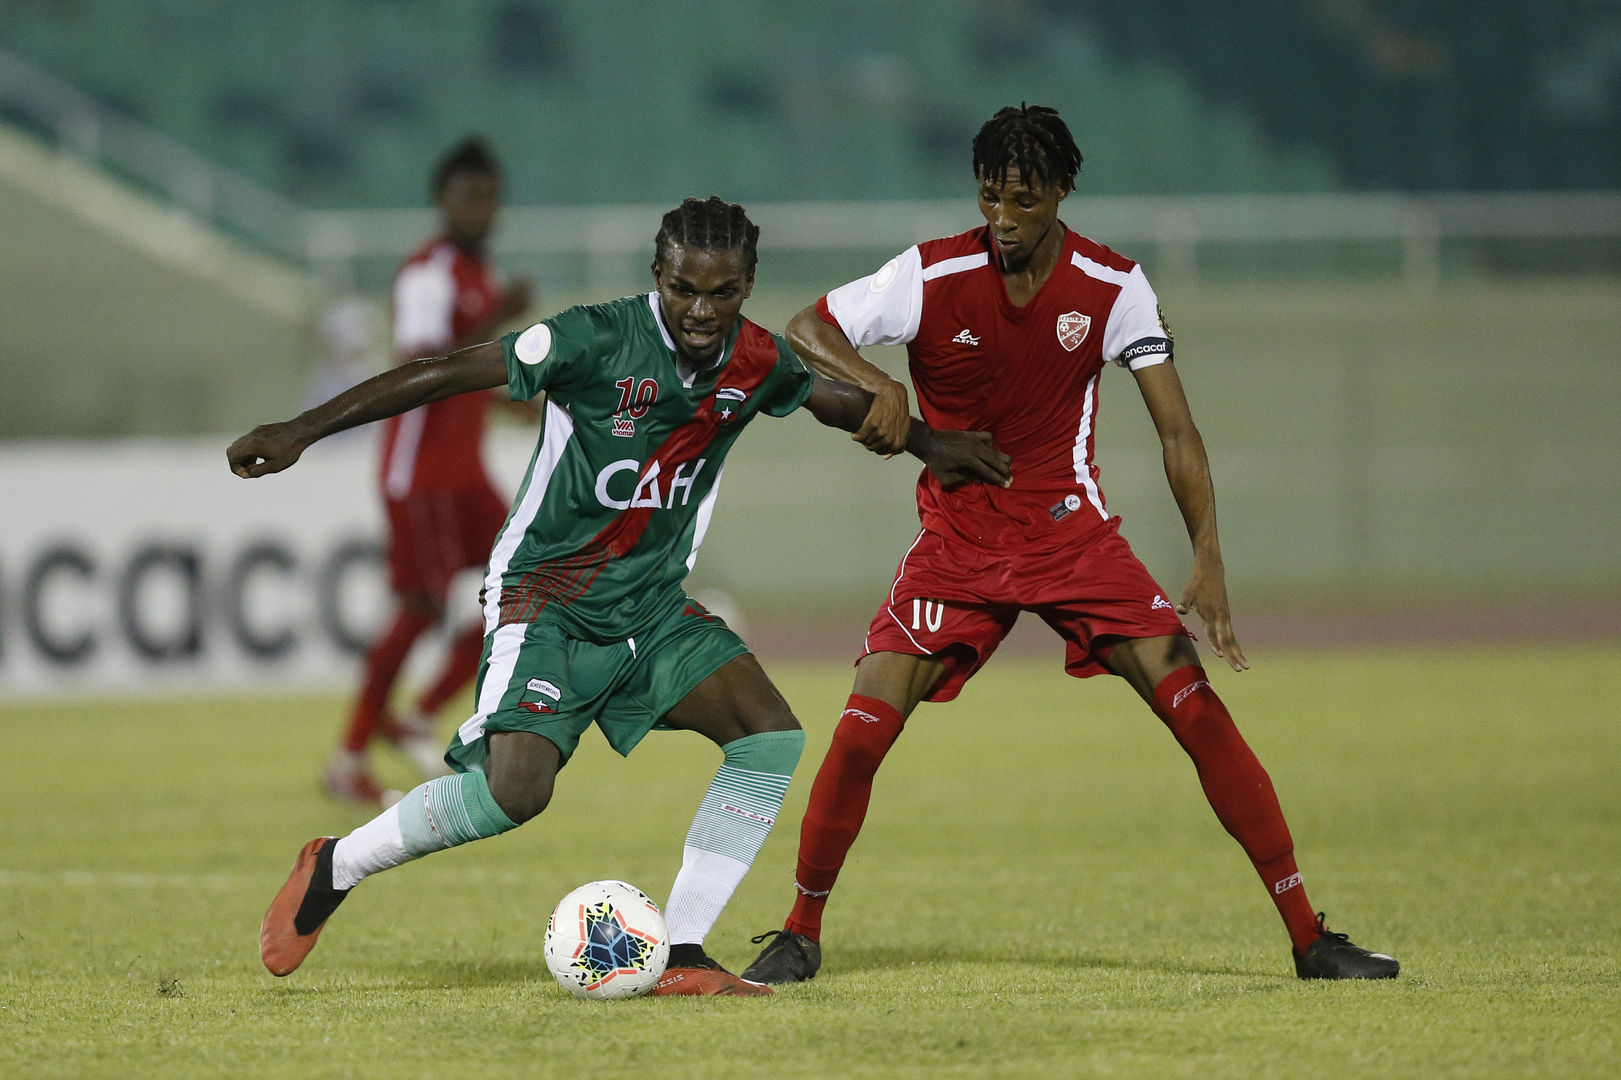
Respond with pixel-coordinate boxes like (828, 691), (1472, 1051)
(1293, 913), (1400, 980)
(740, 929), (822, 984)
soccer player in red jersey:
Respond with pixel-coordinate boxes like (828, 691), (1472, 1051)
(743, 105), (1400, 982)
(325, 138), (534, 805)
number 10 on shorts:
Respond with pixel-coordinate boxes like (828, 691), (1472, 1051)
(911, 599), (945, 633)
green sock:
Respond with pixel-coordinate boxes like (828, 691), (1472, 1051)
(665, 729), (806, 944)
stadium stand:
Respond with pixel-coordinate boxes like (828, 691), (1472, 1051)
(0, 118), (311, 438)
(0, 0), (1339, 207)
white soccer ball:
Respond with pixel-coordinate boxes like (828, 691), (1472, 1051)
(544, 880), (669, 1000)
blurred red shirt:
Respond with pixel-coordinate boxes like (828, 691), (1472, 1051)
(378, 238), (504, 497)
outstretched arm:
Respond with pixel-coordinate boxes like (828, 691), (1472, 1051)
(787, 306), (911, 456)
(804, 376), (1011, 488)
(1133, 359), (1249, 671)
(227, 340), (509, 478)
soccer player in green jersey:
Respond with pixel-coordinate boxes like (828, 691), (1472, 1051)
(229, 196), (1011, 996)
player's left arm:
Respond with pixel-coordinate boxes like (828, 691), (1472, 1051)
(1133, 360), (1249, 671)
(803, 376), (1011, 488)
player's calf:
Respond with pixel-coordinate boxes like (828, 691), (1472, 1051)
(259, 770), (521, 975)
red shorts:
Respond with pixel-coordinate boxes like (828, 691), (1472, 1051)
(385, 484), (509, 601)
(861, 522), (1191, 702)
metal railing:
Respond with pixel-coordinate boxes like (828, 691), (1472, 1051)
(0, 44), (306, 260)
(308, 191), (1621, 293)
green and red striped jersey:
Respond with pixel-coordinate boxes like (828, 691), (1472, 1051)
(484, 292), (814, 642)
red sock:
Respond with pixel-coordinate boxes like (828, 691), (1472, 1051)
(785, 695), (906, 942)
(413, 621), (484, 719)
(1151, 666), (1320, 953)
(340, 607), (434, 753)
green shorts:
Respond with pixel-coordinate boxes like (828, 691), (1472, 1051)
(444, 594), (749, 770)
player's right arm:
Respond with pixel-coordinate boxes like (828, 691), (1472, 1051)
(228, 342), (507, 478)
(786, 307), (910, 457)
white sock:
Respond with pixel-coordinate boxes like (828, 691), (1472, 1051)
(331, 803), (414, 890)
(665, 847), (752, 945)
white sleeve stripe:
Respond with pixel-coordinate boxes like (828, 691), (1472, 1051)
(393, 249), (457, 352)
(1070, 251), (1133, 287)
(921, 252), (989, 281)
(1127, 354), (1170, 372)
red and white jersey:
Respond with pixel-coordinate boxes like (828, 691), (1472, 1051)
(379, 237), (505, 498)
(818, 223), (1172, 553)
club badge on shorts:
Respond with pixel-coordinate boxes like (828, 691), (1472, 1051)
(1056, 311), (1091, 352)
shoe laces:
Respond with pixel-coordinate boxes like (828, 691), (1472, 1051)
(750, 928), (801, 954)
(1313, 912), (1351, 946)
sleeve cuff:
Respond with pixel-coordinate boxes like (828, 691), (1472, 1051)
(815, 295), (839, 328)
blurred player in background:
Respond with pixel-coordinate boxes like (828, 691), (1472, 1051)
(744, 105), (1400, 984)
(231, 196), (1011, 994)
(324, 137), (535, 805)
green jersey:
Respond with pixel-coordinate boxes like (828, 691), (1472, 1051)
(483, 291), (814, 642)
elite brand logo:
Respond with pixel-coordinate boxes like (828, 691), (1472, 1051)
(1057, 311), (1091, 351)
(1275, 872), (1303, 895)
(842, 708), (884, 724)
(1171, 680), (1211, 709)
(1152, 594), (1175, 611)
(951, 329), (981, 346)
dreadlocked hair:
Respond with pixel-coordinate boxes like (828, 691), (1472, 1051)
(653, 196), (761, 274)
(971, 104), (1082, 193)
(432, 135), (499, 197)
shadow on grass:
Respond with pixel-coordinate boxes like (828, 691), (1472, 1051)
(831, 944), (1291, 982)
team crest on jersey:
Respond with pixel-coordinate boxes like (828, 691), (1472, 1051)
(1057, 311), (1091, 352)
(715, 386), (748, 421)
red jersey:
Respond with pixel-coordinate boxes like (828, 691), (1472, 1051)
(817, 223), (1173, 553)
(379, 237), (505, 497)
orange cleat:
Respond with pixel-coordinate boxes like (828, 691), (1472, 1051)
(651, 966), (774, 996)
(260, 837), (350, 976)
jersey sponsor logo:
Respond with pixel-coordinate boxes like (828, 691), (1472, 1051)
(1171, 679), (1211, 709)
(842, 708), (885, 724)
(514, 323), (553, 365)
(1057, 311), (1091, 352)
(1152, 594), (1175, 611)
(1274, 872), (1303, 895)
(1048, 493), (1083, 521)
(594, 457), (707, 510)
(527, 678), (562, 700)
(910, 598), (946, 633)
(951, 329), (981, 346)
(612, 417), (636, 437)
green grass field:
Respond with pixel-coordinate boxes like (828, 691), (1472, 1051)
(3, 646), (1617, 1078)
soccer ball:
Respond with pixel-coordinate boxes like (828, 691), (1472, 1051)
(544, 880), (669, 1000)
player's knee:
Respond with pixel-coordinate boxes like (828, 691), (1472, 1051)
(489, 779), (551, 825)
(829, 718), (899, 774)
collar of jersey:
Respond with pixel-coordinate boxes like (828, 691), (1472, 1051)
(646, 291), (737, 388)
